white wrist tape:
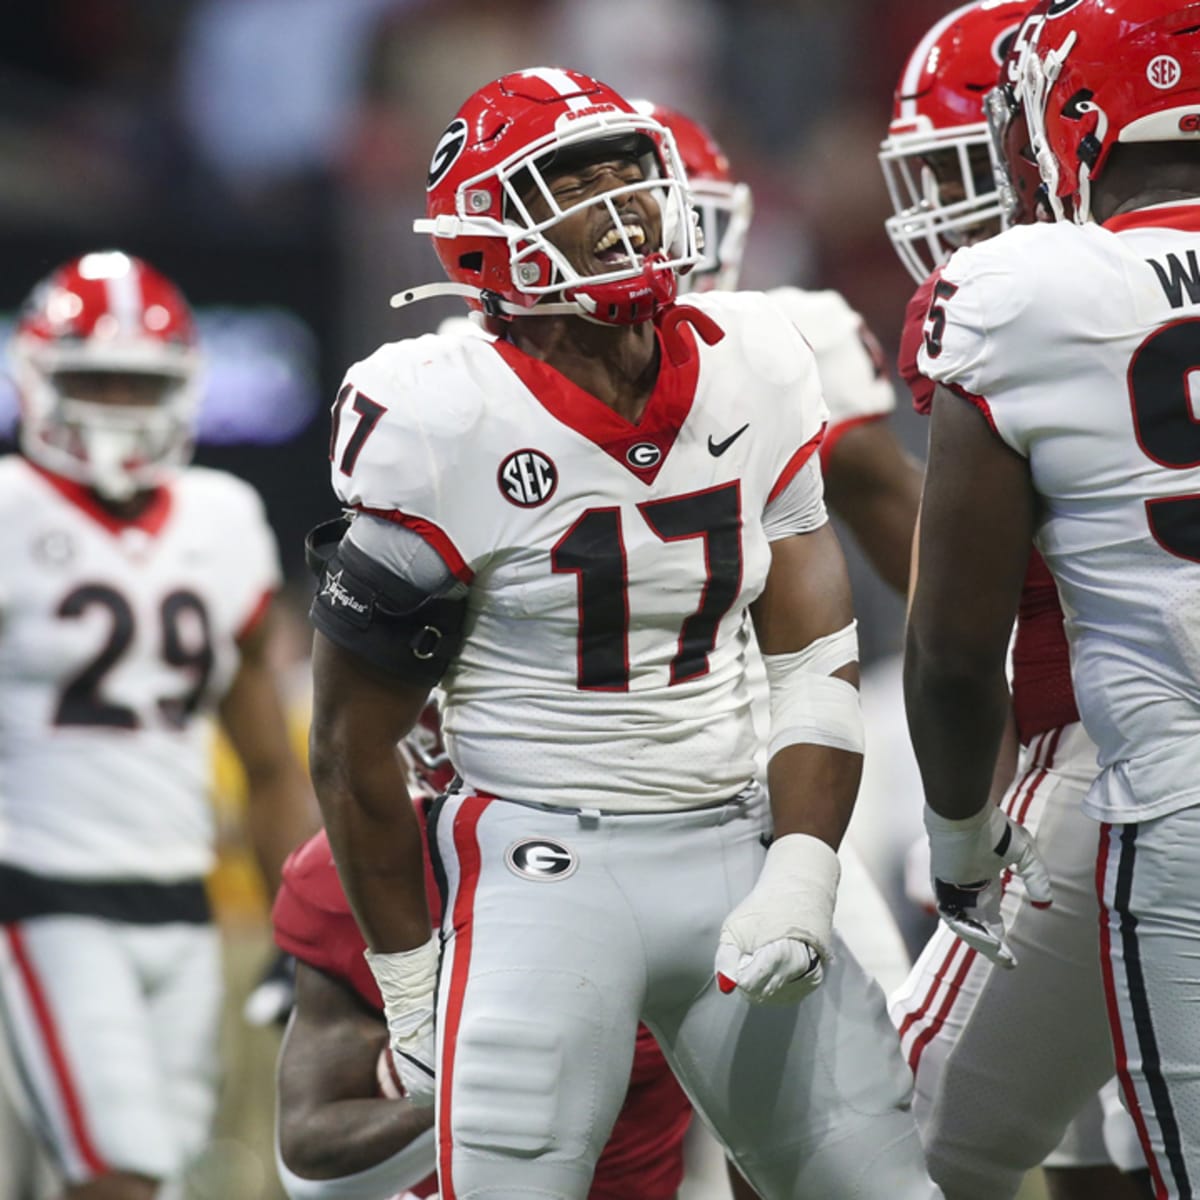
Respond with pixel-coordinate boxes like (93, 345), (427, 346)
(722, 832), (841, 963)
(763, 622), (864, 758)
(365, 937), (437, 1028)
(276, 1129), (436, 1200)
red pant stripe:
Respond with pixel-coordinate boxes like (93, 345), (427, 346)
(908, 943), (979, 1076)
(437, 796), (491, 1200)
(4, 925), (108, 1176)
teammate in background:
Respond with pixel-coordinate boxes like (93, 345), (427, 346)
(0, 251), (317, 1200)
(882, 6), (1150, 1199)
(907, 1), (1200, 1196)
(308, 68), (940, 1199)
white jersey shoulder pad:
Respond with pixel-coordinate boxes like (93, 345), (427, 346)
(767, 286), (895, 428)
(331, 333), (495, 518)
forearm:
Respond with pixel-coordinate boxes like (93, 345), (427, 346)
(246, 764), (320, 895)
(280, 1097), (433, 1181)
(309, 741), (431, 952)
(766, 742), (862, 850)
(904, 623), (1011, 821)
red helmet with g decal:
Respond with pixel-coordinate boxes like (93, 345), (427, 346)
(392, 67), (700, 327)
(880, 0), (1032, 282)
(9, 250), (202, 501)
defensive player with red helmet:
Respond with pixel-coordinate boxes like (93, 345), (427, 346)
(879, 0), (1028, 283)
(0, 251), (316, 1200)
(308, 67), (940, 1198)
(888, 6), (1152, 1200)
(907, 1), (1200, 1196)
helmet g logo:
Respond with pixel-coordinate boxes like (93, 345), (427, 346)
(427, 119), (468, 190)
(505, 838), (578, 881)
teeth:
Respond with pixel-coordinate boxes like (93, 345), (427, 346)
(594, 223), (646, 254)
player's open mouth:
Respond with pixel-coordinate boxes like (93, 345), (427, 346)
(593, 222), (647, 268)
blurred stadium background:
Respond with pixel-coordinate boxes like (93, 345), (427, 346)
(0, 2), (1048, 1197)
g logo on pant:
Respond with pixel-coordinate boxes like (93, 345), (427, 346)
(505, 838), (577, 881)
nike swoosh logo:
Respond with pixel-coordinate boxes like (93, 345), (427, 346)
(707, 423), (749, 457)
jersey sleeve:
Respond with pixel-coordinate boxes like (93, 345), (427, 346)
(914, 229), (1043, 455)
(750, 296), (830, 506)
(768, 287), (895, 466)
(329, 338), (482, 582)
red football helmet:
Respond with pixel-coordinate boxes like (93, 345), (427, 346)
(391, 67), (700, 327)
(880, 0), (1032, 282)
(631, 100), (752, 292)
(1015, 0), (1200, 223)
(9, 250), (202, 501)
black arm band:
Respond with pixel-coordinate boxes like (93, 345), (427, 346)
(305, 518), (467, 686)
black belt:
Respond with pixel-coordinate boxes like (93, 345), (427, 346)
(0, 863), (211, 925)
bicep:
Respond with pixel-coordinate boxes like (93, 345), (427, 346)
(823, 419), (922, 533)
(823, 418), (923, 595)
(750, 523), (855, 658)
(910, 385), (1034, 665)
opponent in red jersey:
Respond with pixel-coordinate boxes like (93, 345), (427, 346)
(273, 813), (693, 1200)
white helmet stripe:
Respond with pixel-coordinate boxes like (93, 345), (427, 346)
(525, 66), (584, 98)
(105, 265), (143, 336)
(899, 0), (979, 120)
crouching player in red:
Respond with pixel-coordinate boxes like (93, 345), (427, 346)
(272, 777), (696, 1199)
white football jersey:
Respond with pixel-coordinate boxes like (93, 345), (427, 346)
(767, 287), (895, 445)
(918, 201), (1200, 823)
(332, 291), (829, 812)
(0, 458), (281, 878)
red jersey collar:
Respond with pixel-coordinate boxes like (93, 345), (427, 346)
(492, 327), (700, 486)
(1102, 201), (1200, 234)
(27, 460), (174, 538)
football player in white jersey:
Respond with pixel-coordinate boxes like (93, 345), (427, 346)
(882, 5), (1151, 1199)
(635, 97), (917, 990)
(307, 67), (941, 1200)
(907, 1), (1200, 1196)
(633, 98), (918, 1200)
(0, 251), (317, 1200)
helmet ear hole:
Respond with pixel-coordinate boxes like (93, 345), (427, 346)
(458, 252), (484, 273)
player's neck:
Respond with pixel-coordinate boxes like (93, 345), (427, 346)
(1100, 188), (1200, 222)
(89, 488), (159, 522)
(505, 317), (660, 424)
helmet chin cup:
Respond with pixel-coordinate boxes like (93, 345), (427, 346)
(564, 254), (678, 325)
